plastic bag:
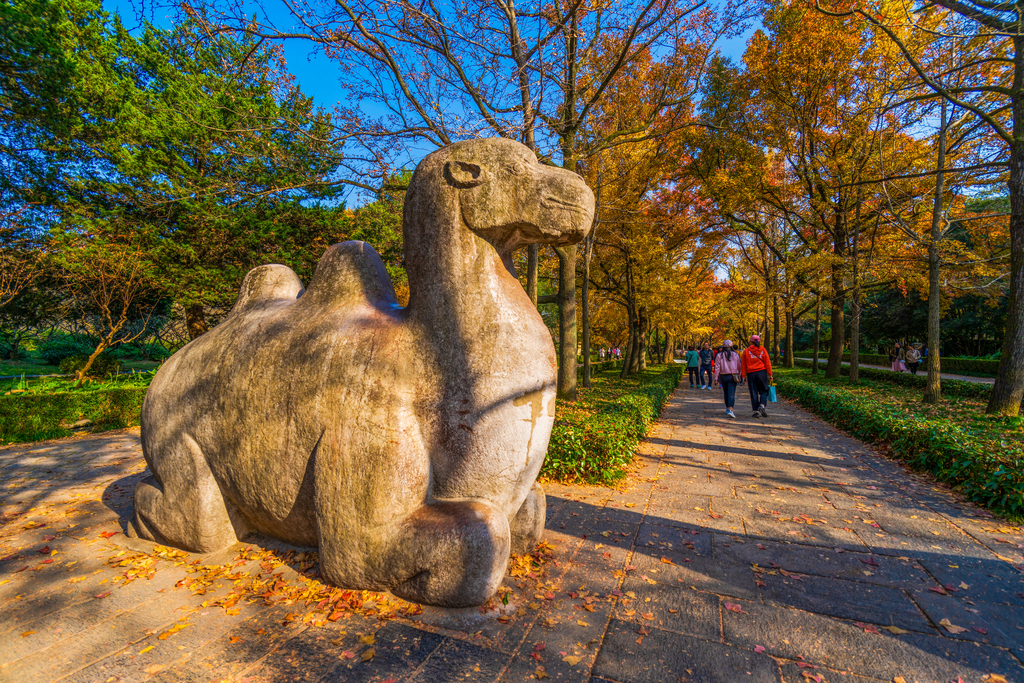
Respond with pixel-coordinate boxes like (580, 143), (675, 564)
(768, 385), (777, 402)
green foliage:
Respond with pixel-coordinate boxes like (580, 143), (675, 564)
(542, 365), (682, 485)
(775, 369), (1024, 517)
(36, 333), (97, 365)
(0, 385), (148, 443)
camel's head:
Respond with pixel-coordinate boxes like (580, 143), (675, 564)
(422, 138), (595, 252)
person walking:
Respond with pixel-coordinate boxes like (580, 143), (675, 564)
(905, 343), (922, 375)
(698, 342), (714, 390)
(741, 334), (773, 418)
(890, 342), (907, 372)
(713, 340), (742, 418)
(685, 345), (700, 387)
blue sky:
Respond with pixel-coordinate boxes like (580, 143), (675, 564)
(104, 0), (758, 115)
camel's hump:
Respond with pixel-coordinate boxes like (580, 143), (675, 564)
(230, 264), (305, 316)
(302, 241), (399, 308)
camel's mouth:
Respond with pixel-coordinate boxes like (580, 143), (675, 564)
(540, 196), (588, 213)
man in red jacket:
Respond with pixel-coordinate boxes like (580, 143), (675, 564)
(740, 334), (773, 418)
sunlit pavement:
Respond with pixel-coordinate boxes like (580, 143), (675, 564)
(2, 385), (1023, 682)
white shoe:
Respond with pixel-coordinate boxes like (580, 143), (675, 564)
(726, 409), (735, 418)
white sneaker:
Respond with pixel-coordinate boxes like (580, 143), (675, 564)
(726, 409), (735, 418)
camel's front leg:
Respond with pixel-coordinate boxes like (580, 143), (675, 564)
(386, 501), (510, 607)
(510, 482), (546, 555)
(317, 500), (510, 608)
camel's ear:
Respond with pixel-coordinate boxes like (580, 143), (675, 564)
(445, 160), (486, 189)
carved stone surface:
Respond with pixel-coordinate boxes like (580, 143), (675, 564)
(129, 138), (595, 607)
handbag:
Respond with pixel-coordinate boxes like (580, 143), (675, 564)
(768, 385), (777, 402)
(720, 373), (735, 383)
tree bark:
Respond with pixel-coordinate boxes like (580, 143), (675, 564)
(553, 245), (578, 401)
(926, 101), (947, 404)
(526, 245), (538, 306)
(988, 39), (1024, 415)
(662, 332), (675, 364)
(772, 293), (780, 366)
(580, 232), (594, 388)
(785, 309), (794, 368)
(637, 306), (649, 372)
(812, 293), (822, 375)
(826, 210), (847, 379)
(184, 303), (208, 340)
(850, 191), (861, 384)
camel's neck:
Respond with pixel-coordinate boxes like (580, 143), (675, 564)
(403, 194), (538, 367)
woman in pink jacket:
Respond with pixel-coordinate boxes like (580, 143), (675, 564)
(713, 340), (743, 418)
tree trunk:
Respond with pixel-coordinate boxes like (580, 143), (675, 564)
(620, 320), (634, 378)
(772, 294), (780, 366)
(785, 309), (794, 368)
(526, 245), (538, 306)
(662, 332), (675, 364)
(988, 42), (1024, 414)
(812, 293), (822, 375)
(926, 101), (947, 404)
(580, 231), (594, 388)
(850, 191), (861, 383)
(185, 303), (208, 340)
(553, 245), (577, 401)
(637, 307), (648, 373)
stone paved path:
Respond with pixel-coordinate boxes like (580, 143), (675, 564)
(2, 385), (1024, 682)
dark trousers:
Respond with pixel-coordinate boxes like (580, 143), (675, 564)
(688, 367), (699, 386)
(908, 362), (920, 375)
(747, 369), (769, 410)
(699, 364), (713, 386)
(720, 377), (737, 409)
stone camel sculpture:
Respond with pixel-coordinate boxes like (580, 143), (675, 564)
(130, 138), (595, 607)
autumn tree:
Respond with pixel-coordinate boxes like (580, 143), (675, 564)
(813, 0), (1021, 414)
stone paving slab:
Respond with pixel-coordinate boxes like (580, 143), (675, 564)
(2, 384), (1024, 682)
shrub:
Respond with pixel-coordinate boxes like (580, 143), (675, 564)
(58, 354), (122, 377)
(36, 334), (98, 366)
(776, 372), (1024, 516)
(792, 359), (997, 402)
(543, 364), (681, 485)
(0, 386), (148, 443)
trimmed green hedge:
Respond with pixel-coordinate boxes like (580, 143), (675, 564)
(0, 387), (148, 443)
(792, 359), (993, 401)
(795, 352), (998, 377)
(543, 364), (682, 485)
(776, 372), (1024, 516)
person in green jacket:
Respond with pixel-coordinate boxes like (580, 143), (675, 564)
(685, 345), (700, 387)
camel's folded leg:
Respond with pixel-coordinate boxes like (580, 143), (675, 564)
(510, 482), (546, 556)
(321, 500), (511, 608)
(130, 435), (249, 553)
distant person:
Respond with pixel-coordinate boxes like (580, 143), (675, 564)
(713, 340), (742, 418)
(905, 343), (922, 375)
(698, 342), (714, 390)
(685, 345), (700, 387)
(890, 342), (907, 372)
(741, 334), (773, 418)
(599, 347), (606, 361)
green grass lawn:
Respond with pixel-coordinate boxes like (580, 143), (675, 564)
(0, 358), (162, 379)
